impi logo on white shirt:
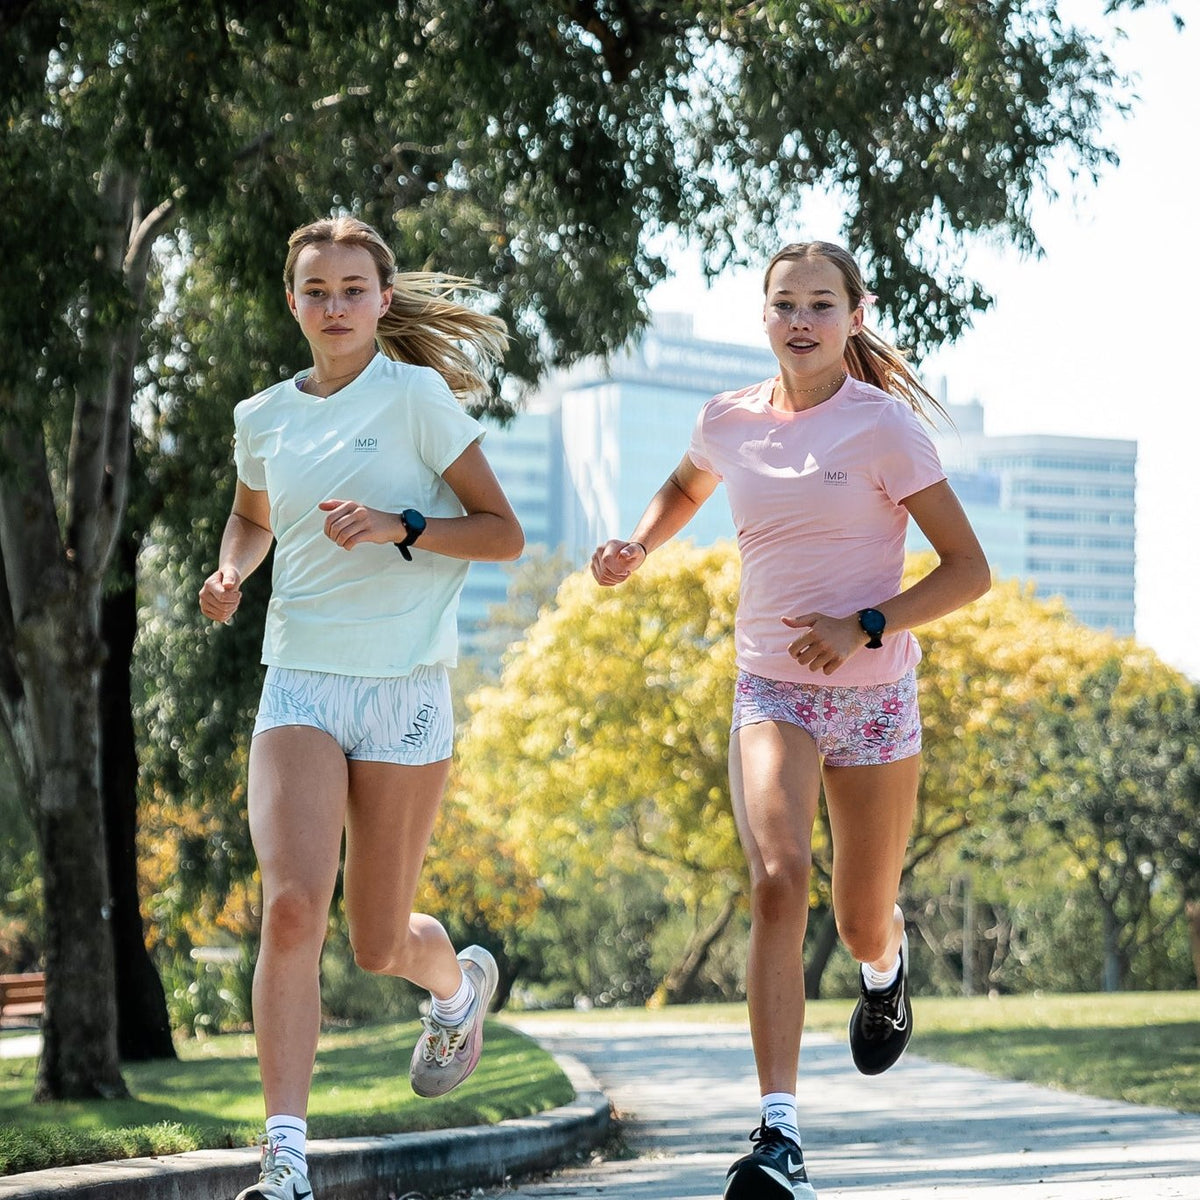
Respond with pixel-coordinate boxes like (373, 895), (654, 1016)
(353, 436), (380, 452)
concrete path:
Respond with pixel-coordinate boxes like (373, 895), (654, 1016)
(489, 1014), (1200, 1200)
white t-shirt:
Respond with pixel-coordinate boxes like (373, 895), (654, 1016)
(688, 375), (946, 686)
(233, 353), (484, 676)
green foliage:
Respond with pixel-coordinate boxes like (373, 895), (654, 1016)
(158, 951), (254, 1040)
(446, 542), (744, 1003)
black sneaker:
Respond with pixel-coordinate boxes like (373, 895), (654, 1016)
(848, 929), (912, 1075)
(724, 1121), (818, 1199)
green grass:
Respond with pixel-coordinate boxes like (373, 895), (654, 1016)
(515, 991), (1200, 1113)
(0, 1020), (573, 1177)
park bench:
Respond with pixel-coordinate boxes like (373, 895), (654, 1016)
(0, 972), (46, 1026)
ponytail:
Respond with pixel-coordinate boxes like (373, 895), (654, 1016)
(843, 326), (945, 423)
(284, 217), (507, 402)
(376, 274), (508, 402)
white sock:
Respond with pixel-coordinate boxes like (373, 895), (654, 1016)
(265, 1114), (308, 1178)
(761, 1092), (801, 1149)
(861, 953), (902, 992)
(430, 969), (475, 1026)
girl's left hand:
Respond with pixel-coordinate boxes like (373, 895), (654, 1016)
(318, 498), (401, 549)
(781, 611), (863, 675)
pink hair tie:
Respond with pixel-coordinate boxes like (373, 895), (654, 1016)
(860, 293), (878, 307)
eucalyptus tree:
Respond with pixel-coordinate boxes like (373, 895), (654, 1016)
(0, 0), (1146, 1098)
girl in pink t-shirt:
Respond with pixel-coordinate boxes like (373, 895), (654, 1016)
(591, 241), (989, 1200)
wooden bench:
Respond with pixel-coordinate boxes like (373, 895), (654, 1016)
(0, 972), (46, 1026)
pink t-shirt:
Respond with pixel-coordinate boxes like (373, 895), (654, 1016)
(688, 375), (946, 686)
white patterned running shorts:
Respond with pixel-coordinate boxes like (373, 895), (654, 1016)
(253, 664), (454, 765)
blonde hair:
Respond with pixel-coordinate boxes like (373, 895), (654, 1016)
(284, 216), (508, 401)
(763, 241), (945, 422)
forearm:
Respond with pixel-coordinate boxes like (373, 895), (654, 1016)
(629, 472), (705, 551)
(874, 550), (991, 635)
(219, 512), (274, 579)
(418, 511), (524, 562)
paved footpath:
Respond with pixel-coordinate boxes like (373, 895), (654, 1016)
(489, 1014), (1200, 1200)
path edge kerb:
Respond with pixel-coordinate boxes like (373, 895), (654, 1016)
(0, 1051), (610, 1200)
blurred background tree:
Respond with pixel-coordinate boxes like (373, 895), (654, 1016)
(428, 547), (1200, 1007)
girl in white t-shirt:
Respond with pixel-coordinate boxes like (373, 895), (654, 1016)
(591, 242), (990, 1200)
(199, 216), (524, 1200)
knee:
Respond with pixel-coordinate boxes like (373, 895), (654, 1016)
(351, 945), (394, 975)
(836, 912), (894, 964)
(350, 925), (414, 976)
(261, 886), (329, 954)
(750, 856), (812, 925)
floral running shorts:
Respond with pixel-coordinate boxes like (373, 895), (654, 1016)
(253, 663), (453, 765)
(731, 668), (922, 767)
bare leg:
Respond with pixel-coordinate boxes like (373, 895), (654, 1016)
(248, 726), (349, 1119)
(823, 754), (921, 970)
(729, 721), (822, 1096)
(342, 756), (463, 999)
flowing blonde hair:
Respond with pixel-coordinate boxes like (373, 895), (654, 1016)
(763, 242), (945, 422)
(284, 216), (508, 401)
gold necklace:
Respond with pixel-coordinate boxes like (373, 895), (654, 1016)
(775, 373), (847, 402)
(303, 360), (373, 391)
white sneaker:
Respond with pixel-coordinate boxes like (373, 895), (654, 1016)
(409, 945), (499, 1098)
(234, 1137), (314, 1200)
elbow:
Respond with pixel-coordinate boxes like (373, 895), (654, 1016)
(499, 522), (525, 562)
(968, 554), (991, 602)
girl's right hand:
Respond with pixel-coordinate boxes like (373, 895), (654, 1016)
(198, 566), (243, 624)
(590, 540), (647, 587)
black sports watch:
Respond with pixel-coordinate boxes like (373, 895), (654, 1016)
(395, 508), (426, 560)
(858, 607), (886, 649)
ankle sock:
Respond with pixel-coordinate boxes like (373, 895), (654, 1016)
(761, 1092), (801, 1149)
(861, 953), (902, 993)
(430, 969), (475, 1026)
(265, 1114), (308, 1178)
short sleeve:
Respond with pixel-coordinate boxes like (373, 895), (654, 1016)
(233, 410), (268, 491)
(687, 399), (721, 478)
(409, 369), (486, 474)
(873, 402), (946, 503)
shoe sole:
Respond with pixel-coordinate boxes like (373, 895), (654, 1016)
(724, 1163), (818, 1200)
(410, 945), (499, 1098)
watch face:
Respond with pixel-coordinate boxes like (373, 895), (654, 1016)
(403, 509), (426, 537)
(860, 608), (885, 635)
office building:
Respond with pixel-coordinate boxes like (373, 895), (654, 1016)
(910, 400), (1137, 636)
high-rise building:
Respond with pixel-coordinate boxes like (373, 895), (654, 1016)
(461, 320), (1137, 657)
(460, 315), (775, 655)
(911, 401), (1137, 636)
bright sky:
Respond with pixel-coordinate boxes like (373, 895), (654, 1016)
(649, 2), (1200, 681)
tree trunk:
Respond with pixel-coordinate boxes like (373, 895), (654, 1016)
(803, 907), (840, 1000)
(0, 423), (128, 1101)
(101, 528), (175, 1061)
(1186, 900), (1200, 990)
(660, 893), (737, 1004)
(30, 609), (127, 1099)
(1100, 901), (1122, 993)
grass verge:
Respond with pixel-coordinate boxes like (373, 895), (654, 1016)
(514, 990), (1200, 1113)
(0, 1020), (573, 1177)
